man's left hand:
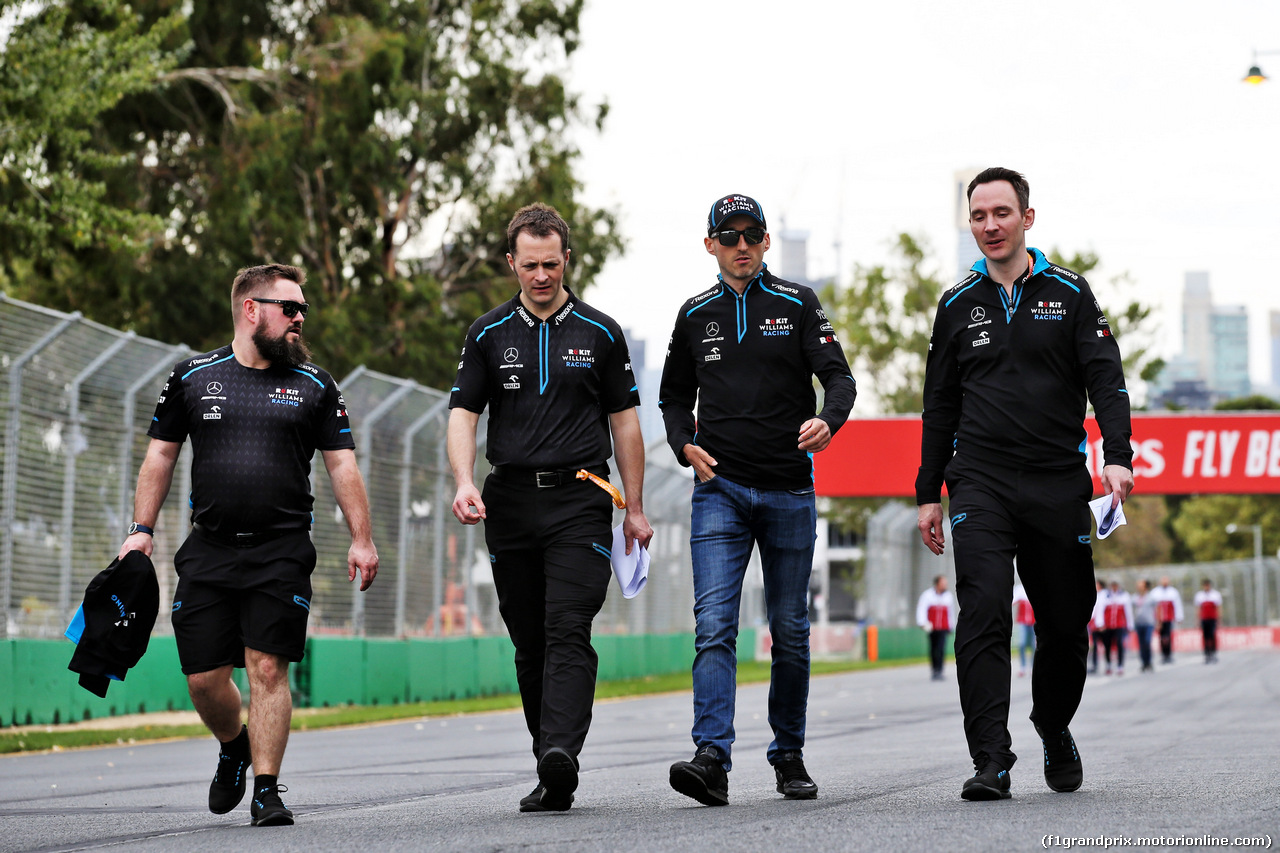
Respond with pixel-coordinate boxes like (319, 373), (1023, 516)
(798, 418), (832, 452)
(349, 540), (379, 591)
(1101, 464), (1135, 508)
(623, 509), (654, 555)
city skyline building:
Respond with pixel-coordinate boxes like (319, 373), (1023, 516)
(954, 168), (983, 282)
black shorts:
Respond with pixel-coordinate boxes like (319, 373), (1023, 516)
(171, 529), (316, 674)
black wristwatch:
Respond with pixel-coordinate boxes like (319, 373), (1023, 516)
(128, 522), (154, 536)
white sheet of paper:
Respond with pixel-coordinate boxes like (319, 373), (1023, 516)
(1088, 495), (1127, 539)
(610, 524), (650, 599)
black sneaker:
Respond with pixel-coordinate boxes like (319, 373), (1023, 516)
(250, 782), (294, 827)
(961, 762), (1012, 801)
(208, 725), (251, 814)
(536, 747), (578, 811)
(519, 783), (574, 812)
(773, 751), (818, 799)
(670, 746), (729, 806)
(1035, 725), (1083, 793)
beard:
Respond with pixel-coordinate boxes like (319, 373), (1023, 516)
(252, 323), (312, 368)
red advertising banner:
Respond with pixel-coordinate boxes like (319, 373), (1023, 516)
(814, 412), (1280, 497)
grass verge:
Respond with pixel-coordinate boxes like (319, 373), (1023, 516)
(0, 656), (924, 755)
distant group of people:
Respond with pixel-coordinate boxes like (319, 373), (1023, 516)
(1090, 576), (1224, 674)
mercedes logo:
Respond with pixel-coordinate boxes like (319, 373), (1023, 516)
(206, 382), (223, 395)
(503, 348), (518, 363)
(706, 322), (719, 337)
(971, 307), (986, 322)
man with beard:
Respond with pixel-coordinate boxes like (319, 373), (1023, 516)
(117, 264), (379, 827)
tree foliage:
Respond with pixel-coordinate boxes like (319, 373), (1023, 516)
(1045, 249), (1164, 390)
(823, 233), (944, 416)
(1, 0), (617, 387)
(0, 0), (182, 264)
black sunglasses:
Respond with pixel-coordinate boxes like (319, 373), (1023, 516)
(251, 297), (309, 318)
(711, 227), (766, 247)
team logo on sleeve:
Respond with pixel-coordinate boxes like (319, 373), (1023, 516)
(818, 334), (839, 344)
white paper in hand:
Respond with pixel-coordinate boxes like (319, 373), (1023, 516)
(1088, 495), (1127, 539)
(610, 524), (650, 599)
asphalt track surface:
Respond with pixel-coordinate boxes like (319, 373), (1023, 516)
(3, 649), (1278, 853)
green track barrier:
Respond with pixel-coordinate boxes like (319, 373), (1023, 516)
(4, 631), (753, 727)
(0, 643), (13, 727)
(874, 627), (954, 661)
(364, 639), (409, 706)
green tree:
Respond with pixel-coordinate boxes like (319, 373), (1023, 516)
(2, 0), (617, 387)
(0, 0), (182, 271)
(1167, 494), (1280, 563)
(1046, 249), (1164, 390)
(823, 232), (944, 416)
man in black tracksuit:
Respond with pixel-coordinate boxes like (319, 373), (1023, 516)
(661, 194), (856, 806)
(448, 203), (653, 813)
(916, 168), (1133, 801)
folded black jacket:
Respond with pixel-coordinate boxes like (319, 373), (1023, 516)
(66, 550), (160, 697)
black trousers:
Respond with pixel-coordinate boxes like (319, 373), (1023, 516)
(482, 469), (614, 762)
(1158, 621), (1174, 661)
(1201, 618), (1218, 657)
(929, 630), (949, 675)
(946, 456), (1097, 772)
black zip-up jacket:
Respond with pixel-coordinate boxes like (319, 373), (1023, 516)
(660, 266), (857, 490)
(66, 550), (160, 697)
(915, 247), (1133, 504)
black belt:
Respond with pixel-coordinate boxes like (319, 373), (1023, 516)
(490, 465), (607, 489)
(192, 522), (303, 548)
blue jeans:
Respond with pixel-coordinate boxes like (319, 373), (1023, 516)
(688, 474), (817, 770)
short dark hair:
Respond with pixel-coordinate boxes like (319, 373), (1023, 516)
(967, 167), (1030, 213)
(232, 263), (306, 302)
(507, 203), (570, 256)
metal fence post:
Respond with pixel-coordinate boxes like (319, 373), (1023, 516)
(396, 397), (449, 636)
(353, 379), (417, 634)
(2, 312), (80, 634)
(118, 346), (190, 539)
(59, 332), (134, 614)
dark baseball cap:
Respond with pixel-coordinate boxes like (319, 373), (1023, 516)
(707, 194), (767, 235)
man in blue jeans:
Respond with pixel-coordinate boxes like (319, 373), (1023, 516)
(659, 194), (857, 805)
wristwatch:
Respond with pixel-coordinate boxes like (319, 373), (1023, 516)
(128, 522), (154, 536)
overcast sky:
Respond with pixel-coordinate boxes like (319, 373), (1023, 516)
(567, 0), (1280, 399)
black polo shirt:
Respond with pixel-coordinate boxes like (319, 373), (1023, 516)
(449, 289), (639, 470)
(148, 345), (354, 535)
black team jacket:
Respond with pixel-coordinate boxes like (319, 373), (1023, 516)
(915, 247), (1133, 504)
(660, 265), (857, 490)
(66, 550), (160, 697)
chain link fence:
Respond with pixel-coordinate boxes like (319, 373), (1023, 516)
(862, 500), (1280, 628)
(1, 294), (751, 641)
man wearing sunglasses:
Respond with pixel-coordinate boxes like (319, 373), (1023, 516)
(660, 194), (856, 806)
(118, 263), (379, 826)
(916, 167), (1133, 801)
(448, 203), (653, 812)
